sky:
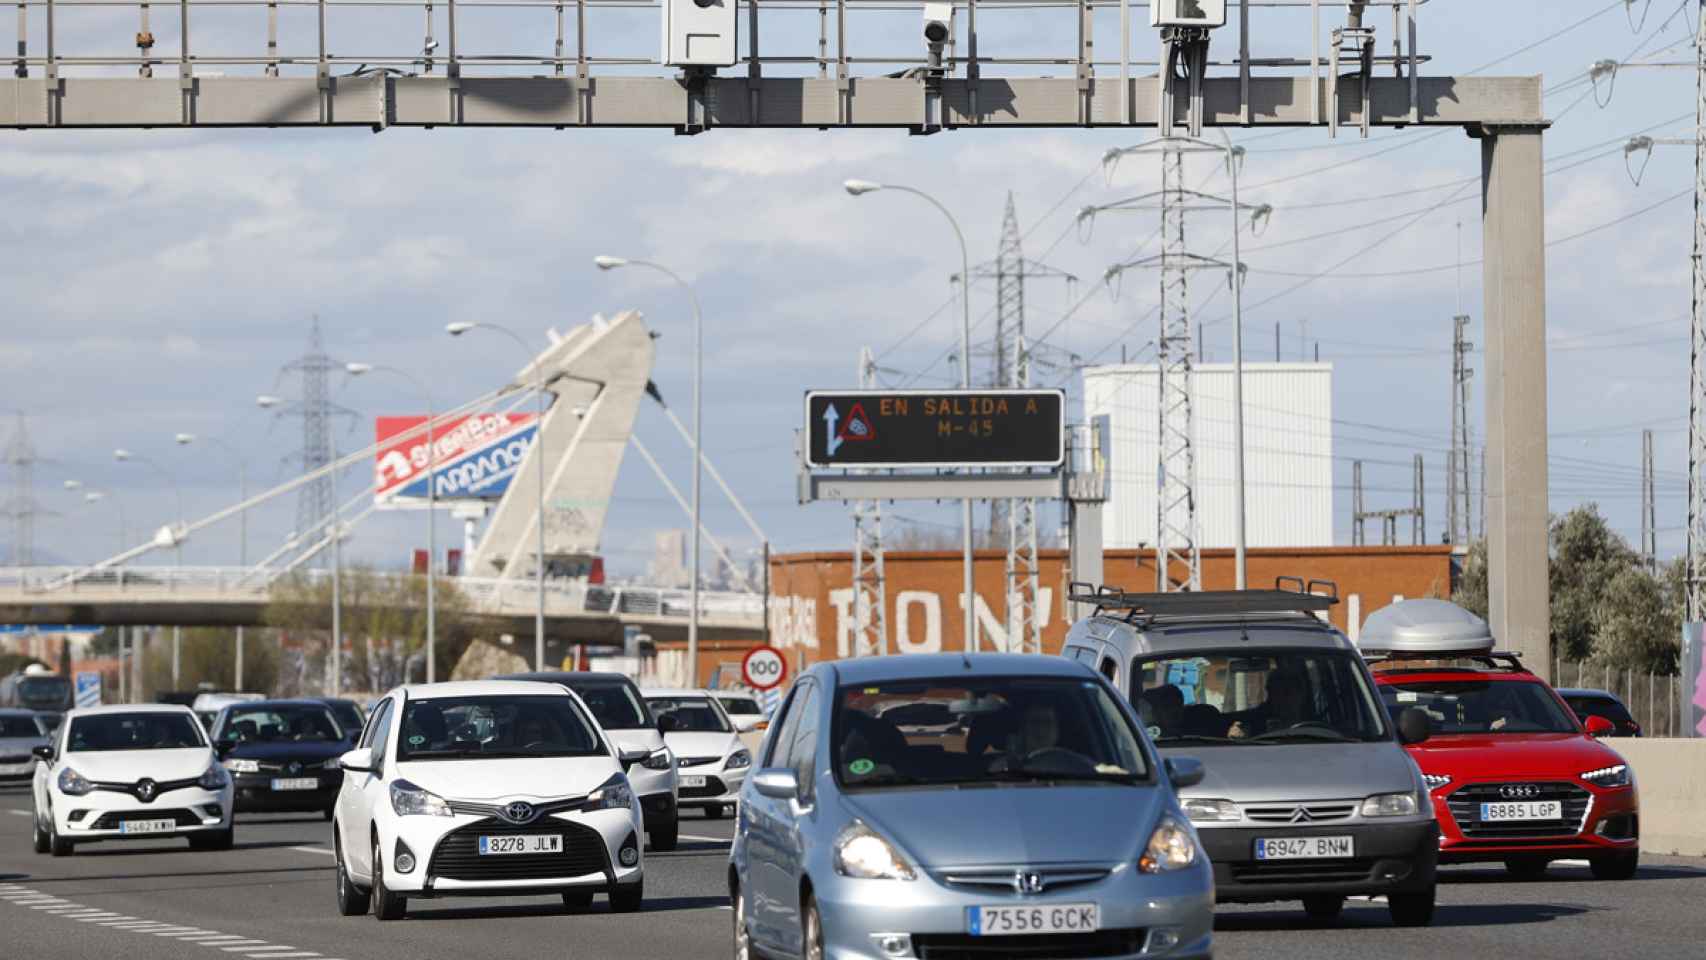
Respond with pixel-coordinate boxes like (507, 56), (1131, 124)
(1, 0), (1700, 579)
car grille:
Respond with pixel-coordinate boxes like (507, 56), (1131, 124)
(0, 754), (31, 764)
(680, 776), (727, 799)
(255, 759), (335, 773)
(1243, 802), (1357, 824)
(1228, 857), (1376, 885)
(427, 818), (609, 883)
(92, 776), (201, 802)
(937, 867), (1112, 895)
(912, 930), (1146, 959)
(1446, 783), (1591, 840)
(90, 808), (200, 829)
(677, 756), (722, 768)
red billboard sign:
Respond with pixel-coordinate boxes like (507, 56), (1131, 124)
(373, 412), (538, 507)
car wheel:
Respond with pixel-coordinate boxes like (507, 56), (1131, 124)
(1504, 856), (1549, 880)
(801, 892), (825, 960)
(31, 810), (49, 855)
(371, 839), (406, 921)
(608, 880), (644, 914)
(1388, 889), (1435, 927)
(48, 813), (72, 858)
(334, 832), (371, 917)
(1302, 895), (1344, 921)
(649, 816), (679, 852)
(561, 889), (594, 910)
(1590, 851), (1639, 881)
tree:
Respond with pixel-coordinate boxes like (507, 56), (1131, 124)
(0, 653), (47, 676)
(141, 627), (281, 696)
(1451, 540), (1489, 621)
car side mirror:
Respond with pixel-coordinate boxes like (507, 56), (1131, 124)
(618, 747), (650, 770)
(1397, 707), (1431, 745)
(1164, 757), (1205, 789)
(736, 719), (760, 733)
(751, 767), (800, 800)
(31, 744), (54, 761)
(657, 714), (680, 734)
(1584, 715), (1616, 738)
(338, 747), (376, 772)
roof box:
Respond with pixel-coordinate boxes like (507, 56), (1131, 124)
(1358, 599), (1494, 657)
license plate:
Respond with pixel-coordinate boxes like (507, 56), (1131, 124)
(270, 778), (319, 791)
(1254, 836), (1354, 860)
(479, 834), (563, 856)
(1479, 800), (1562, 822)
(968, 903), (1099, 937)
(119, 819), (176, 835)
(680, 775), (707, 788)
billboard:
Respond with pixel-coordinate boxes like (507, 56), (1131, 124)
(373, 413), (538, 508)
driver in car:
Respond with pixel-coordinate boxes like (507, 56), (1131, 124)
(1227, 668), (1313, 739)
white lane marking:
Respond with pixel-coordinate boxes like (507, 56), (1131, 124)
(75, 913), (124, 922)
(209, 942), (270, 950)
(240, 954), (319, 959)
(4, 809), (31, 816)
(181, 935), (251, 943)
(230, 949), (308, 956)
(154, 928), (215, 937)
(681, 834), (732, 843)
(0, 882), (326, 959)
(288, 846), (335, 857)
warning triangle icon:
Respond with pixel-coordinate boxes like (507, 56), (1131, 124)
(839, 402), (877, 442)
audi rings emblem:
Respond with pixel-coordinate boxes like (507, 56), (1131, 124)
(1499, 784), (1540, 800)
(501, 801), (538, 824)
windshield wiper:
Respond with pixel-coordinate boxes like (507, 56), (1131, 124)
(1153, 735), (1240, 745)
(1249, 728), (1355, 743)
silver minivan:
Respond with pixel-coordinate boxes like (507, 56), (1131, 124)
(1061, 583), (1439, 926)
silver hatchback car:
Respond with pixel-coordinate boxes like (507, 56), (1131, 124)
(728, 653), (1214, 960)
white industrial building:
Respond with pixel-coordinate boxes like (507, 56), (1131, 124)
(1082, 362), (1334, 549)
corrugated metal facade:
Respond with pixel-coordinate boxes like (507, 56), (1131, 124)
(1083, 362), (1334, 549)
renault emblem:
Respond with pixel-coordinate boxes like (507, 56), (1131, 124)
(502, 801), (537, 824)
(135, 778), (157, 803)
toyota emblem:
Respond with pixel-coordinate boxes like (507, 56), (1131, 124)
(502, 801), (537, 824)
(1011, 871), (1046, 895)
(1499, 784), (1540, 800)
(135, 778), (157, 803)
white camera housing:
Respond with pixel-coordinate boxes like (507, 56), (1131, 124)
(662, 0), (737, 68)
(1149, 0), (1226, 28)
(922, 1), (954, 47)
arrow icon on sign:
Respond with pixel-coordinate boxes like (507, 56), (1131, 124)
(824, 403), (842, 457)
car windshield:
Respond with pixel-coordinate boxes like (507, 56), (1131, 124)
(718, 696), (762, 714)
(1379, 679), (1578, 735)
(323, 701), (364, 736)
(0, 715), (41, 737)
(834, 676), (1150, 789)
(569, 683), (653, 730)
(1134, 649), (1390, 745)
(68, 713), (204, 752)
(397, 695), (605, 760)
(221, 705), (344, 743)
(1564, 694), (1633, 725)
(647, 697), (730, 732)
(18, 676), (68, 707)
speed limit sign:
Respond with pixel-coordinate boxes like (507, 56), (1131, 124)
(741, 645), (788, 691)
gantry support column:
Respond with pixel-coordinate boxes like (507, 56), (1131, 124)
(1476, 123), (1551, 681)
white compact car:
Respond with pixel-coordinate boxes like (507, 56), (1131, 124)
(0, 708), (50, 783)
(332, 681), (648, 921)
(641, 689), (751, 819)
(30, 704), (234, 856)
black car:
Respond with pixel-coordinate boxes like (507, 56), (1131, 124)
(313, 697), (366, 742)
(1557, 688), (1642, 737)
(212, 699), (351, 818)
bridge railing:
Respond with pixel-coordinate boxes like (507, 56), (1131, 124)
(0, 567), (765, 625)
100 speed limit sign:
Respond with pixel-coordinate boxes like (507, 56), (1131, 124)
(741, 646), (788, 691)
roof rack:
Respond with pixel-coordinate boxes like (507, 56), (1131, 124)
(1365, 650), (1531, 675)
(1066, 577), (1338, 623)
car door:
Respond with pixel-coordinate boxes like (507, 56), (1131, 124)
(746, 682), (806, 952)
(776, 681), (822, 958)
(341, 696), (393, 880)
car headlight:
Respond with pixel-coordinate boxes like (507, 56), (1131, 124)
(641, 749), (672, 771)
(1581, 764), (1631, 788)
(1181, 798), (1240, 823)
(1421, 773), (1452, 791)
(585, 775), (635, 812)
(833, 821), (916, 881)
(1139, 816), (1198, 873)
(198, 763), (230, 790)
(725, 749), (751, 771)
(222, 758), (259, 774)
(389, 778), (453, 817)
(57, 766), (94, 797)
(1361, 792), (1421, 818)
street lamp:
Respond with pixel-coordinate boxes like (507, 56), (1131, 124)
(843, 178), (976, 653)
(447, 321), (548, 671)
(174, 431), (252, 690)
(347, 360), (440, 683)
(115, 447), (187, 690)
(594, 254), (707, 686)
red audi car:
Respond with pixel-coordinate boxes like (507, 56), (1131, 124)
(1361, 601), (1639, 881)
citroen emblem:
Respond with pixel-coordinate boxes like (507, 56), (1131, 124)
(135, 778), (157, 803)
(1012, 871), (1046, 895)
(502, 801), (537, 824)
(1288, 807), (1314, 824)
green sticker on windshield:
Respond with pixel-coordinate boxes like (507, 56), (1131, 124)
(848, 758), (875, 776)
(408, 735), (426, 746)
(1147, 725), (1162, 740)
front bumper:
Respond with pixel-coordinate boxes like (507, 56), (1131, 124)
(1197, 818), (1438, 903)
(677, 765), (747, 807)
(230, 771), (341, 813)
(54, 784), (233, 839)
(811, 861), (1214, 960)
(1434, 781), (1639, 863)
(380, 805), (644, 897)
(0, 760), (36, 781)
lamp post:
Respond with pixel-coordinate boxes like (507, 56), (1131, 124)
(114, 447), (186, 689)
(66, 482), (129, 702)
(447, 322), (548, 671)
(593, 255), (706, 686)
(844, 178), (976, 652)
(1220, 134), (1250, 590)
(347, 361), (440, 683)
(174, 432), (251, 690)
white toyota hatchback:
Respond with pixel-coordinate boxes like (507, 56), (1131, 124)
(30, 704), (234, 856)
(332, 681), (647, 921)
(641, 688), (750, 819)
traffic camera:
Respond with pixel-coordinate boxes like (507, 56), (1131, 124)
(922, 1), (954, 69)
(662, 0), (737, 68)
(1149, 0), (1226, 28)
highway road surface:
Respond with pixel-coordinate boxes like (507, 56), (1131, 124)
(2, 783), (1704, 960)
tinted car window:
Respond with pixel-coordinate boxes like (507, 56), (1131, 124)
(362, 699), (393, 749)
(646, 697), (730, 732)
(69, 713), (204, 752)
(766, 687), (805, 768)
(398, 695), (605, 760)
(568, 682), (654, 730)
(1134, 649), (1389, 744)
(718, 696), (762, 714)
(0, 716), (40, 737)
(324, 701), (365, 736)
(1565, 695), (1634, 725)
(1380, 680), (1577, 734)
(221, 706), (344, 743)
(790, 684), (821, 801)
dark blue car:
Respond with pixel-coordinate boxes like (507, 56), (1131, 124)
(211, 699), (350, 819)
